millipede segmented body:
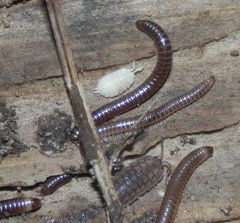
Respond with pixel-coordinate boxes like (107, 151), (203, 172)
(92, 20), (172, 125)
(155, 146), (213, 223)
(113, 156), (167, 207)
(0, 198), (41, 218)
(97, 76), (215, 138)
(40, 173), (72, 196)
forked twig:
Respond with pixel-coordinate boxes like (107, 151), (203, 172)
(44, 0), (122, 221)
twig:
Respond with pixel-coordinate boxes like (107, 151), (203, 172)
(108, 92), (164, 164)
(44, 0), (122, 222)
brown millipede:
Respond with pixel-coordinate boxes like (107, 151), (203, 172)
(92, 20), (172, 125)
(0, 197), (41, 218)
(40, 173), (72, 196)
(155, 146), (213, 223)
(97, 76), (215, 138)
(113, 156), (169, 207)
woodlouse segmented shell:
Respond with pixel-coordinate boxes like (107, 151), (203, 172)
(113, 156), (166, 207)
(94, 62), (143, 98)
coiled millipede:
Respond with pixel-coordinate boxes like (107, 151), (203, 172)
(92, 20), (172, 125)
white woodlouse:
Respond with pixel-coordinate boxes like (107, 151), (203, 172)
(94, 61), (144, 98)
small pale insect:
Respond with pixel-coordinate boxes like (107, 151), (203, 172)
(94, 61), (144, 98)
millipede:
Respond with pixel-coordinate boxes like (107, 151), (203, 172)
(70, 76), (215, 141)
(0, 197), (41, 218)
(97, 76), (215, 139)
(155, 146), (213, 223)
(92, 20), (172, 125)
(113, 156), (170, 207)
(0, 16), (217, 222)
(40, 173), (73, 196)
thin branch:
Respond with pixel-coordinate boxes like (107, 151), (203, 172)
(44, 0), (122, 222)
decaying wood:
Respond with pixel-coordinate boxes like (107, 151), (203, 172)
(0, 0), (239, 222)
(0, 0), (239, 85)
(0, 0), (28, 8)
(0, 123), (239, 223)
(44, 0), (122, 222)
(0, 149), (81, 187)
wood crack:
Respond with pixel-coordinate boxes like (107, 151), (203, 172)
(0, 0), (30, 8)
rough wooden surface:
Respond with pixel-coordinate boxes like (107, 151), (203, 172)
(0, 121), (239, 223)
(0, 0), (239, 222)
(0, 0), (239, 85)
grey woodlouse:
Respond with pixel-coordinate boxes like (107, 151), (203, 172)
(113, 156), (170, 207)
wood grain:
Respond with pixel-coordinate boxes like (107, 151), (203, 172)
(0, 0), (239, 85)
(0, 0), (239, 222)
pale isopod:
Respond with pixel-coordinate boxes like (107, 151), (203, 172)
(92, 20), (172, 125)
(94, 61), (143, 98)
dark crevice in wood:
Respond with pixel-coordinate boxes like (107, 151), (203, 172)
(0, 0), (30, 8)
(209, 216), (240, 223)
